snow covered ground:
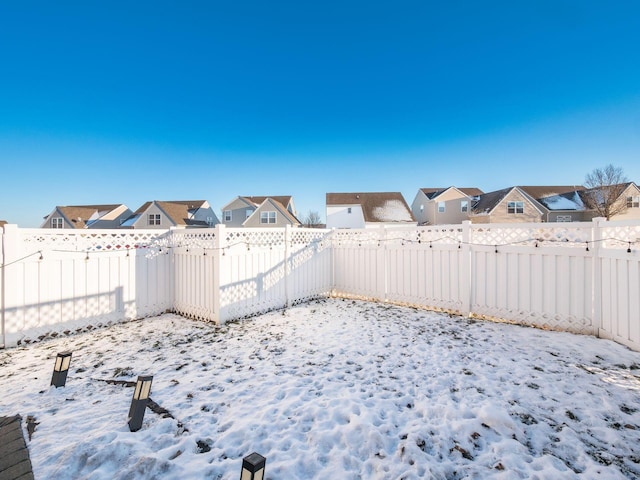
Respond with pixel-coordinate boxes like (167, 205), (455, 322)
(1, 298), (639, 479)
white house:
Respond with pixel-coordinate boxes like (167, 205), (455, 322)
(326, 192), (416, 229)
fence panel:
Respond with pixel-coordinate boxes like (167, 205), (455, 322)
(470, 245), (594, 334)
(598, 249), (640, 351)
(1, 227), (172, 347)
(171, 228), (219, 322)
(2, 221), (639, 352)
(331, 229), (385, 301)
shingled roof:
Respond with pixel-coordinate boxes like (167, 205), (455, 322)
(419, 187), (483, 200)
(55, 204), (123, 228)
(134, 200), (209, 226)
(326, 192), (415, 223)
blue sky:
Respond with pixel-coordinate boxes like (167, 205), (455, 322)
(1, 1), (639, 227)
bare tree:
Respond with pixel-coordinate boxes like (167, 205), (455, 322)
(302, 210), (323, 228)
(582, 164), (629, 219)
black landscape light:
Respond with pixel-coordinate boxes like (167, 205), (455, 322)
(50, 351), (72, 388)
(128, 375), (153, 432)
(240, 452), (266, 480)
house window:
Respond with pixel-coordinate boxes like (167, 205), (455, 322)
(246, 209), (252, 219)
(627, 196), (640, 208)
(556, 215), (572, 222)
(507, 201), (524, 214)
(148, 214), (161, 225)
(260, 211), (276, 224)
(51, 217), (63, 229)
(347, 207), (352, 214)
(438, 202), (445, 213)
(419, 204), (424, 212)
(206, 216), (214, 226)
(223, 210), (232, 222)
(461, 201), (468, 213)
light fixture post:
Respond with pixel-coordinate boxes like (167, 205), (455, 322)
(51, 351), (72, 388)
(240, 452), (266, 480)
(128, 375), (153, 432)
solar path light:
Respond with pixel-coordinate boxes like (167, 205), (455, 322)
(128, 375), (153, 432)
(240, 452), (266, 480)
(50, 351), (72, 388)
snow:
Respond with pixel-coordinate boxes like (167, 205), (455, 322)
(1, 299), (640, 479)
(541, 192), (585, 211)
(371, 200), (414, 222)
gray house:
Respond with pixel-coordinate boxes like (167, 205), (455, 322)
(41, 204), (133, 229)
(121, 200), (219, 229)
(221, 196), (301, 228)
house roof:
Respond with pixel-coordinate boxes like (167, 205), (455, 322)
(471, 188), (513, 214)
(518, 186), (585, 200)
(241, 196), (293, 208)
(245, 198), (301, 226)
(471, 187), (544, 216)
(54, 204), (124, 229)
(133, 200), (210, 226)
(326, 192), (415, 223)
(419, 187), (483, 200)
(0, 220), (7, 227)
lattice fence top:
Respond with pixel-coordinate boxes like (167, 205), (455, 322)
(600, 223), (640, 248)
(470, 224), (592, 247)
(171, 229), (217, 248)
(291, 228), (330, 246)
(416, 226), (463, 244)
(19, 229), (167, 254)
(224, 228), (286, 249)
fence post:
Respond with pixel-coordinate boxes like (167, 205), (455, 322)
(284, 224), (292, 309)
(591, 217), (605, 337)
(212, 224), (224, 324)
(380, 225), (388, 302)
(330, 228), (336, 297)
(1, 224), (20, 349)
(1, 224), (4, 349)
(460, 221), (472, 317)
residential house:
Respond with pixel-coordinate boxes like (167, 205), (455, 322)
(411, 187), (483, 225)
(326, 192), (416, 229)
(580, 182), (640, 221)
(0, 220), (7, 228)
(41, 204), (133, 229)
(470, 187), (545, 224)
(220, 196), (301, 228)
(518, 186), (588, 223)
(121, 200), (219, 229)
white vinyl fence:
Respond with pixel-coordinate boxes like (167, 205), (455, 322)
(2, 220), (639, 351)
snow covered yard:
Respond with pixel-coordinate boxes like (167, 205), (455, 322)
(1, 299), (639, 480)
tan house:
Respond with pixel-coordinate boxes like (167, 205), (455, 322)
(518, 186), (588, 223)
(326, 192), (416, 229)
(411, 187), (483, 225)
(580, 182), (640, 221)
(220, 196), (301, 228)
(470, 187), (545, 224)
(41, 204), (133, 229)
(121, 200), (219, 229)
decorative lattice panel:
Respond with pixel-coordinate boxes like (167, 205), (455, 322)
(471, 224), (592, 248)
(224, 228), (285, 249)
(416, 226), (463, 244)
(291, 228), (330, 246)
(20, 229), (165, 254)
(330, 229), (382, 247)
(171, 230), (217, 249)
(600, 223), (640, 249)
